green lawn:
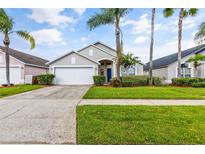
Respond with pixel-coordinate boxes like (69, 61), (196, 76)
(83, 86), (205, 99)
(0, 84), (45, 98)
(77, 105), (205, 144)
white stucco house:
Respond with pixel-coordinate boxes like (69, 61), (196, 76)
(48, 42), (144, 85)
(0, 46), (48, 85)
(144, 44), (205, 83)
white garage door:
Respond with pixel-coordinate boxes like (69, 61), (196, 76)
(0, 67), (22, 84)
(54, 67), (94, 85)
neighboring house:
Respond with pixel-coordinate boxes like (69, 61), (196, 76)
(144, 44), (205, 83)
(48, 42), (144, 85)
(0, 46), (48, 84)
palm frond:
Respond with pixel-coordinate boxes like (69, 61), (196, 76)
(183, 10), (189, 18)
(0, 8), (13, 33)
(188, 8), (198, 16)
(194, 22), (205, 43)
(163, 8), (175, 17)
(16, 31), (35, 50)
(87, 10), (115, 30)
(187, 54), (205, 62)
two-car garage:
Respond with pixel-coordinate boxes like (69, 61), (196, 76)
(54, 66), (95, 85)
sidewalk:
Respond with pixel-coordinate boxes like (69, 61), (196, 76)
(78, 99), (205, 106)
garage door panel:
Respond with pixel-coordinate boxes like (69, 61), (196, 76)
(0, 67), (22, 84)
(54, 67), (94, 85)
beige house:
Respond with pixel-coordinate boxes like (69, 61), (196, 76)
(144, 44), (205, 83)
(0, 46), (48, 84)
(48, 42), (144, 85)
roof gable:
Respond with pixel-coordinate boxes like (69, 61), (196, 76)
(0, 46), (49, 67)
(144, 44), (205, 71)
(47, 51), (99, 65)
(93, 41), (116, 52)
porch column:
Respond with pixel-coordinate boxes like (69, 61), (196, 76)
(113, 61), (117, 77)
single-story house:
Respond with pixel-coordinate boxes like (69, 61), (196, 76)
(0, 46), (49, 84)
(48, 42), (144, 85)
(144, 44), (205, 83)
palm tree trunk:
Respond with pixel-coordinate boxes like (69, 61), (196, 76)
(115, 16), (121, 80)
(3, 34), (10, 86)
(194, 66), (197, 77)
(177, 8), (184, 78)
(149, 8), (155, 85)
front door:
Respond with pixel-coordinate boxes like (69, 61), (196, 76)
(107, 68), (112, 82)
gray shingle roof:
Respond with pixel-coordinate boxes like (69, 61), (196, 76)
(0, 46), (49, 67)
(144, 44), (205, 71)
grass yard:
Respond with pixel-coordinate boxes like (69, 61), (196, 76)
(0, 84), (45, 98)
(77, 105), (205, 144)
(83, 86), (205, 99)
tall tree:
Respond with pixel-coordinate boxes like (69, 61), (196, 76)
(149, 8), (155, 85)
(0, 8), (35, 85)
(186, 54), (205, 77)
(163, 8), (198, 78)
(87, 8), (130, 79)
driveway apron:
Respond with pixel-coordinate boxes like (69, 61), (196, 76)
(0, 85), (90, 144)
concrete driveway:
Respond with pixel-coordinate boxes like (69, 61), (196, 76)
(0, 85), (90, 144)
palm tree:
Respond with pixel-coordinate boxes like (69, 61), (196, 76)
(87, 8), (130, 79)
(122, 52), (140, 76)
(122, 52), (140, 68)
(186, 54), (205, 77)
(149, 8), (155, 85)
(163, 8), (198, 78)
(194, 22), (205, 44)
(0, 8), (35, 86)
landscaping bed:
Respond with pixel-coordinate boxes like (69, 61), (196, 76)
(83, 86), (205, 99)
(0, 84), (45, 98)
(77, 105), (205, 144)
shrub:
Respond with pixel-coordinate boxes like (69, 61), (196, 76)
(152, 77), (162, 86)
(121, 75), (148, 86)
(32, 76), (38, 84)
(93, 75), (105, 86)
(122, 81), (133, 87)
(172, 78), (205, 86)
(37, 74), (55, 85)
(120, 75), (162, 87)
(192, 82), (205, 88)
(111, 77), (121, 87)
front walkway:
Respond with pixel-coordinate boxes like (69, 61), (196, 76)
(0, 85), (90, 144)
(79, 99), (205, 105)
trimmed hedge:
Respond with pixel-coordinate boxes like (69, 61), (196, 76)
(192, 82), (205, 88)
(37, 74), (55, 85)
(172, 78), (205, 87)
(111, 75), (162, 87)
(121, 75), (162, 87)
(93, 76), (105, 86)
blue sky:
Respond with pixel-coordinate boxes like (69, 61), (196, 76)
(1, 8), (205, 63)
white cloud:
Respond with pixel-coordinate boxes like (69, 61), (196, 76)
(28, 9), (74, 26)
(122, 14), (149, 34)
(81, 36), (88, 42)
(134, 36), (149, 44)
(73, 8), (86, 16)
(122, 14), (163, 35)
(70, 27), (75, 32)
(31, 28), (64, 45)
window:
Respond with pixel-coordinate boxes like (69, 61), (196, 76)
(71, 57), (76, 64)
(121, 65), (135, 76)
(178, 63), (191, 78)
(89, 49), (93, 56)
